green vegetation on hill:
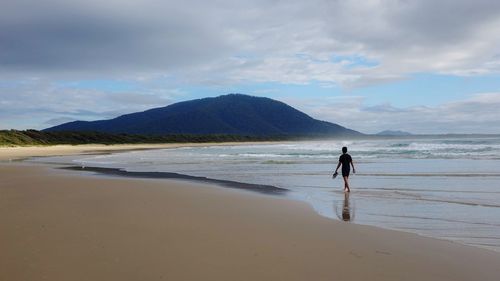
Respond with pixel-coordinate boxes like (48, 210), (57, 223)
(46, 94), (361, 137)
(0, 130), (290, 147)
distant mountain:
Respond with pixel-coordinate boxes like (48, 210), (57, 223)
(376, 130), (413, 136)
(45, 94), (362, 137)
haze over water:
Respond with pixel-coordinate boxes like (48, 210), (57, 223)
(34, 136), (500, 252)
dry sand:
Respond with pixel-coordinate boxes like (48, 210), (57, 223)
(1, 147), (500, 281)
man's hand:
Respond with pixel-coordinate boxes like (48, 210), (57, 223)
(353, 168), (356, 174)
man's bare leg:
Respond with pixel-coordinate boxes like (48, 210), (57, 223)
(343, 176), (350, 192)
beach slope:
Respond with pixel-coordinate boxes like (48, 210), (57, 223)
(1, 162), (500, 281)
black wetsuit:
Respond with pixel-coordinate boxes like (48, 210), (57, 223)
(339, 153), (352, 177)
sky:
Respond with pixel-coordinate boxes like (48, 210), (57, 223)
(1, 0), (500, 134)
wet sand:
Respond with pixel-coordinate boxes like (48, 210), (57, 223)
(1, 146), (500, 280)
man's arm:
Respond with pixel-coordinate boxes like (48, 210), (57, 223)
(335, 162), (341, 173)
(351, 160), (355, 174)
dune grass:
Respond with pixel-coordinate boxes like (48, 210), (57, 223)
(0, 130), (288, 147)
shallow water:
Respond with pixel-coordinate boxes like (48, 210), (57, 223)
(31, 136), (500, 252)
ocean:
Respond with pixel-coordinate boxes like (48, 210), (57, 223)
(31, 136), (500, 252)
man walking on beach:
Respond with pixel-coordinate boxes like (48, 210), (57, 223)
(334, 146), (355, 192)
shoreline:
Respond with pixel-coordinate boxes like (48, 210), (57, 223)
(5, 144), (500, 252)
(6, 144), (500, 250)
(57, 163), (500, 253)
(62, 165), (288, 195)
(2, 145), (500, 280)
(0, 142), (288, 162)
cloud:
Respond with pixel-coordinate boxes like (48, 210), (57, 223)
(0, 78), (177, 129)
(2, 0), (500, 131)
(0, 0), (234, 77)
(2, 0), (500, 85)
(44, 117), (77, 126)
(284, 93), (500, 134)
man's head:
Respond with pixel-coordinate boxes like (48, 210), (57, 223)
(342, 146), (348, 154)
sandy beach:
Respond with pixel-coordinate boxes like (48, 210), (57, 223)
(1, 146), (500, 281)
(0, 143), (269, 162)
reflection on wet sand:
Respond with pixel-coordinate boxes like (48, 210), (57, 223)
(335, 192), (354, 222)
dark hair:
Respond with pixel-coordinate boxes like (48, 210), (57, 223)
(342, 146), (348, 154)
